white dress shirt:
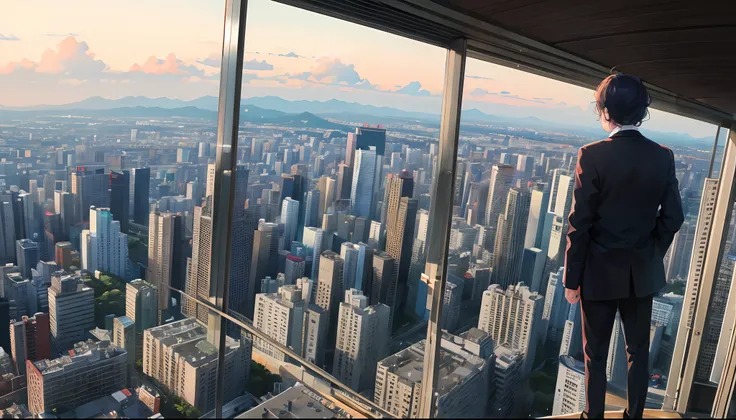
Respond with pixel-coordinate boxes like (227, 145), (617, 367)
(609, 125), (640, 136)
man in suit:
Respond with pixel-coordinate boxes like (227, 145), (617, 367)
(563, 74), (685, 419)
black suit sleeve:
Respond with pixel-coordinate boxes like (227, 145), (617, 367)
(655, 149), (685, 252)
(564, 147), (599, 290)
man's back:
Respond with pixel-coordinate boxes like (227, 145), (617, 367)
(565, 129), (684, 300)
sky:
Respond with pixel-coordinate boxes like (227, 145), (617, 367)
(0, 0), (718, 137)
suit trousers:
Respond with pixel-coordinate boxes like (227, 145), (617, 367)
(580, 291), (653, 418)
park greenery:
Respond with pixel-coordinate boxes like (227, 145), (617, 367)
(84, 272), (127, 328)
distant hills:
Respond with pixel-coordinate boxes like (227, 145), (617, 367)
(0, 95), (714, 147)
(0, 103), (350, 131)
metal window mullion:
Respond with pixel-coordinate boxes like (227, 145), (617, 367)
(418, 37), (466, 419)
(210, 0), (248, 417)
(708, 125), (722, 178)
(677, 124), (736, 414)
(712, 125), (736, 417)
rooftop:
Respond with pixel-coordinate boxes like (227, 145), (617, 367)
(58, 388), (155, 419)
(33, 340), (126, 377)
(378, 335), (487, 397)
(145, 318), (240, 367)
(237, 382), (337, 419)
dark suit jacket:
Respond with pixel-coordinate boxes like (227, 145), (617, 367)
(563, 130), (685, 301)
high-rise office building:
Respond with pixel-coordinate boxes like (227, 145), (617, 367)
(130, 168), (151, 225)
(284, 255), (305, 285)
(0, 200), (15, 265)
(478, 283), (543, 375)
(304, 190), (320, 228)
(253, 285), (305, 362)
(491, 345), (524, 417)
(302, 302), (329, 368)
(111, 315), (135, 383)
(484, 164), (515, 230)
(552, 355), (586, 416)
(492, 188), (531, 288)
(315, 251), (343, 346)
(15, 239), (39, 279)
(9, 313), (50, 376)
(371, 252), (397, 326)
(109, 170), (130, 233)
(384, 171), (417, 317)
(126, 279), (158, 359)
(54, 241), (73, 271)
(374, 329), (493, 418)
(143, 318), (250, 413)
(542, 268), (568, 347)
(316, 176), (336, 220)
(333, 289), (390, 393)
(519, 247), (545, 293)
(280, 197), (300, 250)
(26, 340), (127, 415)
(607, 313), (628, 389)
(5, 272), (33, 320)
(336, 163), (352, 201)
(48, 274), (95, 352)
(80, 207), (128, 278)
(339, 242), (359, 291)
(147, 211), (187, 320)
(71, 167), (109, 223)
(54, 190), (74, 239)
(245, 222), (279, 319)
(350, 148), (378, 218)
(666, 220), (695, 281)
(525, 183), (550, 249)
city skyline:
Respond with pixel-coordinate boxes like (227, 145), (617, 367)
(0, 0), (717, 138)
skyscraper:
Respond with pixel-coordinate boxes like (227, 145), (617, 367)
(374, 329), (493, 418)
(280, 197), (300, 250)
(384, 171), (417, 316)
(126, 279), (158, 360)
(53, 190), (74, 239)
(525, 183), (550, 249)
(48, 274), (95, 351)
(552, 355), (586, 416)
(304, 190), (320, 228)
(491, 345), (524, 417)
(542, 268), (568, 347)
(109, 170), (130, 233)
(245, 222), (279, 319)
(80, 207), (128, 278)
(54, 241), (73, 271)
(478, 283), (544, 374)
(371, 252), (398, 327)
(484, 164), (515, 229)
(303, 226), (324, 281)
(26, 341), (127, 415)
(333, 289), (390, 393)
(519, 247), (545, 293)
(253, 285), (305, 362)
(143, 318), (250, 413)
(315, 251), (343, 346)
(350, 148), (378, 218)
(130, 167), (151, 225)
(340, 242), (359, 291)
(9, 313), (50, 376)
(16, 239), (39, 279)
(492, 188), (531, 288)
(0, 200), (15, 265)
(284, 255), (305, 285)
(147, 211), (187, 320)
(316, 176), (336, 220)
(336, 163), (353, 201)
(71, 167), (109, 223)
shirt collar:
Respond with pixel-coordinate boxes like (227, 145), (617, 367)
(610, 125), (640, 137)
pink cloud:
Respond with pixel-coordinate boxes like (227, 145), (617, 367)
(130, 53), (203, 76)
(0, 36), (106, 76)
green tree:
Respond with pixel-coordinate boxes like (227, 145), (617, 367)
(247, 362), (281, 397)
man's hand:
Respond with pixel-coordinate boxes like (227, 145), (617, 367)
(565, 286), (581, 304)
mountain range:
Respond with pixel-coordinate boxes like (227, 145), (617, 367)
(0, 95), (714, 146)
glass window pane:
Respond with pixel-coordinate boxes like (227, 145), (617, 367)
(441, 56), (722, 418)
(0, 0), (227, 416)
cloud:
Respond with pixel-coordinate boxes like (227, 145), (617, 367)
(0, 34), (19, 41)
(0, 36), (107, 76)
(130, 53), (204, 77)
(291, 58), (373, 89)
(45, 33), (79, 37)
(395, 81), (431, 96)
(470, 88), (490, 97)
(197, 54), (221, 67)
(467, 75), (492, 80)
(500, 91), (510, 95)
(534, 97), (552, 101)
(278, 52), (302, 58)
(244, 59), (273, 71)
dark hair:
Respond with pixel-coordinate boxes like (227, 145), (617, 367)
(594, 74), (651, 126)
